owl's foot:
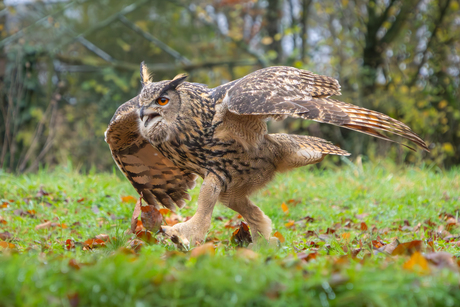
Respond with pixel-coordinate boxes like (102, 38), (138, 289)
(160, 221), (207, 250)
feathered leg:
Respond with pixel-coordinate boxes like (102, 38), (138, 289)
(222, 195), (275, 243)
(161, 173), (222, 248)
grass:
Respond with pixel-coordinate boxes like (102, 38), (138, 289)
(1, 159), (460, 306)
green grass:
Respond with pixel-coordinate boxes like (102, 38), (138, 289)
(1, 159), (460, 306)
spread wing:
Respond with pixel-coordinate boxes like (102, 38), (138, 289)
(105, 96), (197, 211)
(214, 66), (428, 151)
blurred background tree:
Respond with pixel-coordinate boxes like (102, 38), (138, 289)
(0, 0), (458, 172)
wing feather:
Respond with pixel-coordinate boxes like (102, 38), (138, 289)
(105, 96), (197, 210)
(215, 66), (428, 151)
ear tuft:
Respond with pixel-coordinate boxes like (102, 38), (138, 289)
(169, 73), (188, 88)
(140, 61), (154, 86)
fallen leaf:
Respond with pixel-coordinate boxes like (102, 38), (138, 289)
(159, 208), (171, 216)
(360, 222), (368, 231)
(371, 240), (385, 249)
(425, 252), (457, 271)
(65, 239), (75, 250)
(356, 213), (369, 220)
(136, 230), (158, 244)
(403, 251), (430, 274)
(287, 199), (300, 205)
(127, 239), (144, 252)
(141, 205), (163, 233)
(121, 195), (137, 203)
(83, 238), (106, 249)
(190, 242), (215, 257)
(303, 216), (315, 223)
(130, 196), (142, 233)
(68, 259), (81, 270)
(14, 209), (35, 218)
(391, 240), (423, 256)
(273, 231), (285, 243)
(305, 230), (316, 238)
(95, 234), (109, 241)
(236, 248), (259, 260)
(383, 239), (400, 254)
(0, 241), (15, 249)
(285, 220), (295, 228)
(351, 248), (362, 258)
(231, 221), (252, 247)
(341, 232), (351, 241)
(36, 186), (50, 197)
(35, 221), (53, 230)
(281, 203), (289, 213)
(67, 292), (80, 307)
(0, 231), (12, 241)
(297, 252), (318, 262)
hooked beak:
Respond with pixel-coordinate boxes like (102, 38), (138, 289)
(140, 106), (162, 128)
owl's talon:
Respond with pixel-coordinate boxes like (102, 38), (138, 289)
(160, 224), (200, 250)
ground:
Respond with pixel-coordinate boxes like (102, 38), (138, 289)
(1, 159), (460, 306)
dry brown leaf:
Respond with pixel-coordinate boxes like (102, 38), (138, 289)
(360, 222), (368, 231)
(297, 252), (318, 262)
(141, 205), (163, 233)
(391, 240), (423, 256)
(190, 242), (215, 258)
(127, 239), (144, 252)
(67, 292), (80, 307)
(236, 248), (259, 260)
(130, 196), (142, 233)
(0, 231), (12, 241)
(35, 221), (52, 230)
(425, 252), (457, 271)
(83, 238), (106, 249)
(65, 239), (75, 250)
(356, 213), (369, 220)
(231, 221), (253, 247)
(371, 239), (385, 249)
(273, 231), (285, 243)
(383, 239), (400, 254)
(68, 259), (81, 270)
(403, 251), (430, 275)
(136, 230), (158, 244)
(95, 234), (109, 241)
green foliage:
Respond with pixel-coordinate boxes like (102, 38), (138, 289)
(1, 161), (460, 305)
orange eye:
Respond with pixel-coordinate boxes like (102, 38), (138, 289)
(156, 97), (169, 106)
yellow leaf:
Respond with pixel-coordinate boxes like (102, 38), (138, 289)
(121, 196), (137, 203)
(285, 220), (295, 228)
(341, 232), (351, 241)
(281, 203), (288, 213)
(403, 252), (430, 275)
(0, 241), (15, 249)
(273, 231), (285, 243)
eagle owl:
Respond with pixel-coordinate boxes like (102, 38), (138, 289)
(105, 64), (428, 247)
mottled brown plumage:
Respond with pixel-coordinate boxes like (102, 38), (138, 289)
(105, 65), (428, 247)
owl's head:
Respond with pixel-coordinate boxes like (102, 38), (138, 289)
(137, 62), (188, 145)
